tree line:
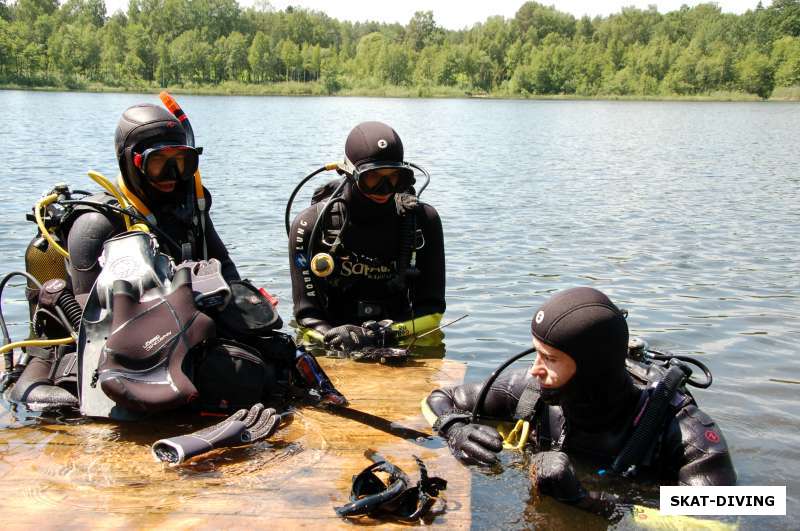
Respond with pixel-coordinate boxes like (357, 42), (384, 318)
(1, 0), (799, 98)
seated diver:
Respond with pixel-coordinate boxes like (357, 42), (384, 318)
(288, 121), (446, 352)
(423, 287), (736, 515)
(7, 101), (343, 415)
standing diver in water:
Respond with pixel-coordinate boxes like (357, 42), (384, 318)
(423, 287), (736, 515)
(287, 122), (445, 352)
(6, 99), (344, 417)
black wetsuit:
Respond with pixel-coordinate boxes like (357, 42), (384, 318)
(427, 368), (737, 487)
(289, 182), (445, 332)
(66, 189), (239, 300)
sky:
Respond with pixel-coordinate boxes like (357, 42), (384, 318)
(104, 0), (768, 30)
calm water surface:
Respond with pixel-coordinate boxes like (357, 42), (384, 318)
(1, 91), (798, 528)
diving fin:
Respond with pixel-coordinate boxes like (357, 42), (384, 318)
(77, 288), (140, 420)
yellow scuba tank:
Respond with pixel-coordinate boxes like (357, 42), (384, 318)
(23, 234), (68, 319)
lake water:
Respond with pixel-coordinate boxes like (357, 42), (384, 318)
(1, 90), (798, 528)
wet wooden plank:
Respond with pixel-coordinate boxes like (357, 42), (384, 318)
(0, 357), (469, 529)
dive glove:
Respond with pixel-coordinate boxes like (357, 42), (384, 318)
(152, 403), (285, 465)
(324, 320), (394, 351)
(443, 422), (503, 466)
(530, 451), (586, 504)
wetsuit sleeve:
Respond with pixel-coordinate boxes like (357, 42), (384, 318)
(289, 206), (331, 333)
(203, 214), (240, 282)
(426, 367), (530, 419)
(662, 404), (737, 486)
(66, 211), (120, 301)
(412, 204), (445, 316)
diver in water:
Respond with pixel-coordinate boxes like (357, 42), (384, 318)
(7, 101), (344, 416)
(424, 287), (736, 514)
(69, 102), (240, 300)
(288, 122), (445, 351)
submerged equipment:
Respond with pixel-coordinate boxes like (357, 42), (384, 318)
(152, 402), (288, 465)
(335, 451), (447, 521)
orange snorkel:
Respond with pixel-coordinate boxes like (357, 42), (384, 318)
(159, 91), (208, 259)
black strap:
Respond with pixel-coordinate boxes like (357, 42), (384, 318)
(514, 378), (541, 421)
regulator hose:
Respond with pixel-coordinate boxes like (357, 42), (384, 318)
(284, 163), (340, 236)
(61, 200), (182, 256)
(393, 209), (418, 289)
(0, 271), (43, 372)
(56, 290), (82, 333)
(648, 349), (713, 389)
(472, 347), (537, 423)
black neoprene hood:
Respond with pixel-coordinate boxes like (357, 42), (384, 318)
(114, 103), (187, 199)
(531, 287), (629, 368)
(342, 121), (414, 181)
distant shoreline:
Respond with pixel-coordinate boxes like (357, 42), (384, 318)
(3, 82), (799, 102)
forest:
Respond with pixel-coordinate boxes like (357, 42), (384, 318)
(1, 0), (799, 98)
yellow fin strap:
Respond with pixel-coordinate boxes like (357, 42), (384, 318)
(501, 419), (530, 450)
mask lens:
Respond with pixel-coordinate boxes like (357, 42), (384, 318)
(139, 146), (198, 182)
(358, 169), (405, 194)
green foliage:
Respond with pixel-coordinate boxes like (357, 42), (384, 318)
(3, 0), (800, 99)
(737, 47), (775, 97)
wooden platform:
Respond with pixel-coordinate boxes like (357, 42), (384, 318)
(0, 357), (469, 529)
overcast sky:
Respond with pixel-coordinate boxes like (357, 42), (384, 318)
(104, 0), (768, 30)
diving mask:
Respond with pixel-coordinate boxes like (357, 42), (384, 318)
(133, 144), (199, 183)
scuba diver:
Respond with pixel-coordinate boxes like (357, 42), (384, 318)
(287, 121), (445, 352)
(4, 97), (345, 418)
(423, 287), (736, 515)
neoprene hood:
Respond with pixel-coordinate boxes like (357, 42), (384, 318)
(531, 287), (634, 429)
(114, 103), (188, 201)
(341, 121), (414, 182)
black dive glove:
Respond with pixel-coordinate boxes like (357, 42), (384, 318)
(531, 451), (587, 504)
(152, 403), (285, 465)
(324, 320), (394, 351)
(444, 422), (503, 466)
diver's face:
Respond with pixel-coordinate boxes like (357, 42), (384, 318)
(530, 338), (577, 389)
(357, 168), (401, 204)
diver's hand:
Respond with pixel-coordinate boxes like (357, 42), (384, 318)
(324, 324), (378, 351)
(531, 451), (586, 503)
(152, 403), (286, 465)
(445, 422), (503, 466)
